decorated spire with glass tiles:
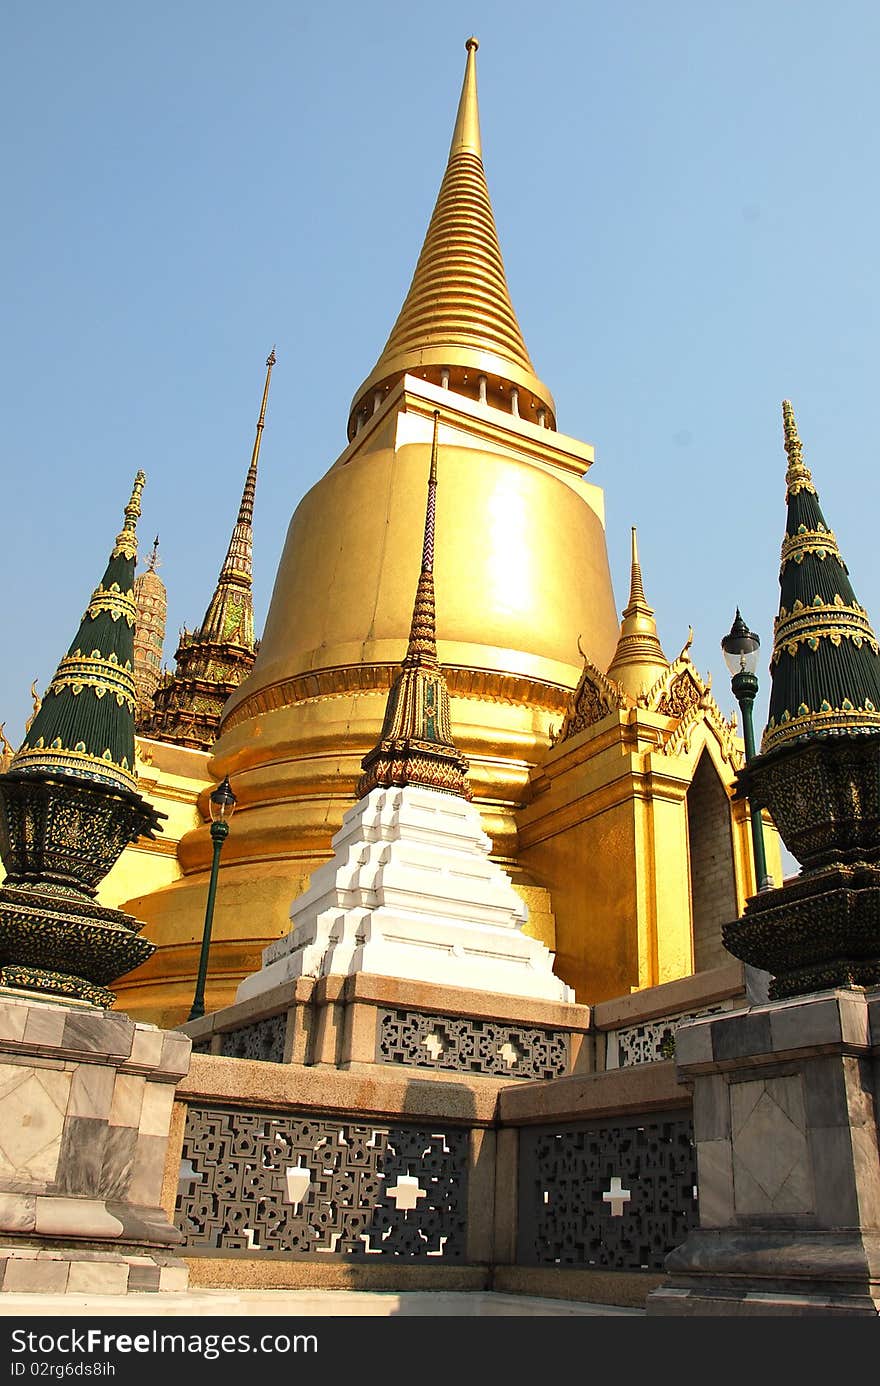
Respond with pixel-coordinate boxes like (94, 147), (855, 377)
(762, 400), (880, 753)
(12, 472), (146, 792)
(358, 410), (471, 799)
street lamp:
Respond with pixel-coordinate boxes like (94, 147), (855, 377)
(722, 610), (773, 892)
(188, 775), (237, 1021)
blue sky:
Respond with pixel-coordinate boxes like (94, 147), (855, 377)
(2, 0), (878, 750)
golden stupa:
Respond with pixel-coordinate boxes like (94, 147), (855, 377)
(115, 40), (775, 1024)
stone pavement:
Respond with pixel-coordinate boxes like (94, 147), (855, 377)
(0, 1289), (643, 1316)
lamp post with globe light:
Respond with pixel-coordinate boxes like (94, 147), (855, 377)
(722, 611), (773, 892)
(188, 775), (237, 1021)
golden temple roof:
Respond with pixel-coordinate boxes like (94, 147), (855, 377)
(606, 528), (670, 700)
(348, 39), (556, 437)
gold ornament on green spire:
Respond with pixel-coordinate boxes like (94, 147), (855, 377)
(782, 399), (816, 497)
(112, 470), (146, 560)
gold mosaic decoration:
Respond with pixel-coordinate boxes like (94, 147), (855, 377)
(762, 702), (880, 751)
(84, 581), (137, 625)
(665, 692), (742, 767)
(0, 965), (115, 1008)
(43, 650), (137, 708)
(779, 524), (838, 570)
(10, 743), (137, 790)
(771, 598), (879, 662)
(643, 638), (741, 766)
(637, 630), (694, 710)
(557, 639), (626, 742)
(655, 668), (702, 720)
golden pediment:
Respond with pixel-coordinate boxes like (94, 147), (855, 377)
(557, 644), (627, 743)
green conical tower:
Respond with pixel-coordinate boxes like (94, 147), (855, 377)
(724, 402), (880, 998)
(13, 473), (146, 791)
(0, 470), (164, 1007)
(762, 401), (880, 753)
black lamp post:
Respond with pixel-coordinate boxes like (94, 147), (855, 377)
(722, 611), (773, 892)
(188, 775), (237, 1021)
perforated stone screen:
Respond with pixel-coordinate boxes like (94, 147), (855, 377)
(607, 1006), (728, 1067)
(517, 1110), (697, 1271)
(218, 1014), (286, 1063)
(175, 1105), (469, 1259)
(377, 1008), (569, 1079)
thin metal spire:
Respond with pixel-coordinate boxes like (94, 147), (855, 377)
(405, 412), (440, 663)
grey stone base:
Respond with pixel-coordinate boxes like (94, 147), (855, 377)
(647, 1206), (880, 1316)
(0, 993), (191, 1295)
(0, 1243), (188, 1295)
(0, 1191), (184, 1247)
(649, 1285), (879, 1315)
(648, 990), (880, 1317)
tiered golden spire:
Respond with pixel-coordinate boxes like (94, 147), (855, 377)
(348, 39), (555, 436)
(199, 347), (275, 645)
(357, 411), (471, 799)
(142, 351), (274, 749)
(606, 528), (669, 700)
(133, 535), (167, 720)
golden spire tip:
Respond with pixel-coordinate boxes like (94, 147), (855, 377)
(466, 36), (479, 51)
(267, 346), (276, 367)
(782, 398), (813, 493)
(449, 34), (482, 159)
(124, 471), (146, 528)
(112, 471), (145, 557)
(627, 525), (648, 609)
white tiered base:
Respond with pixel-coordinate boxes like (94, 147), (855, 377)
(236, 785), (572, 1004)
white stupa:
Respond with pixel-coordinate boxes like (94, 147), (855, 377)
(236, 412), (572, 1005)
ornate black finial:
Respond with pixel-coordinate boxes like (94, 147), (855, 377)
(358, 411), (470, 799)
